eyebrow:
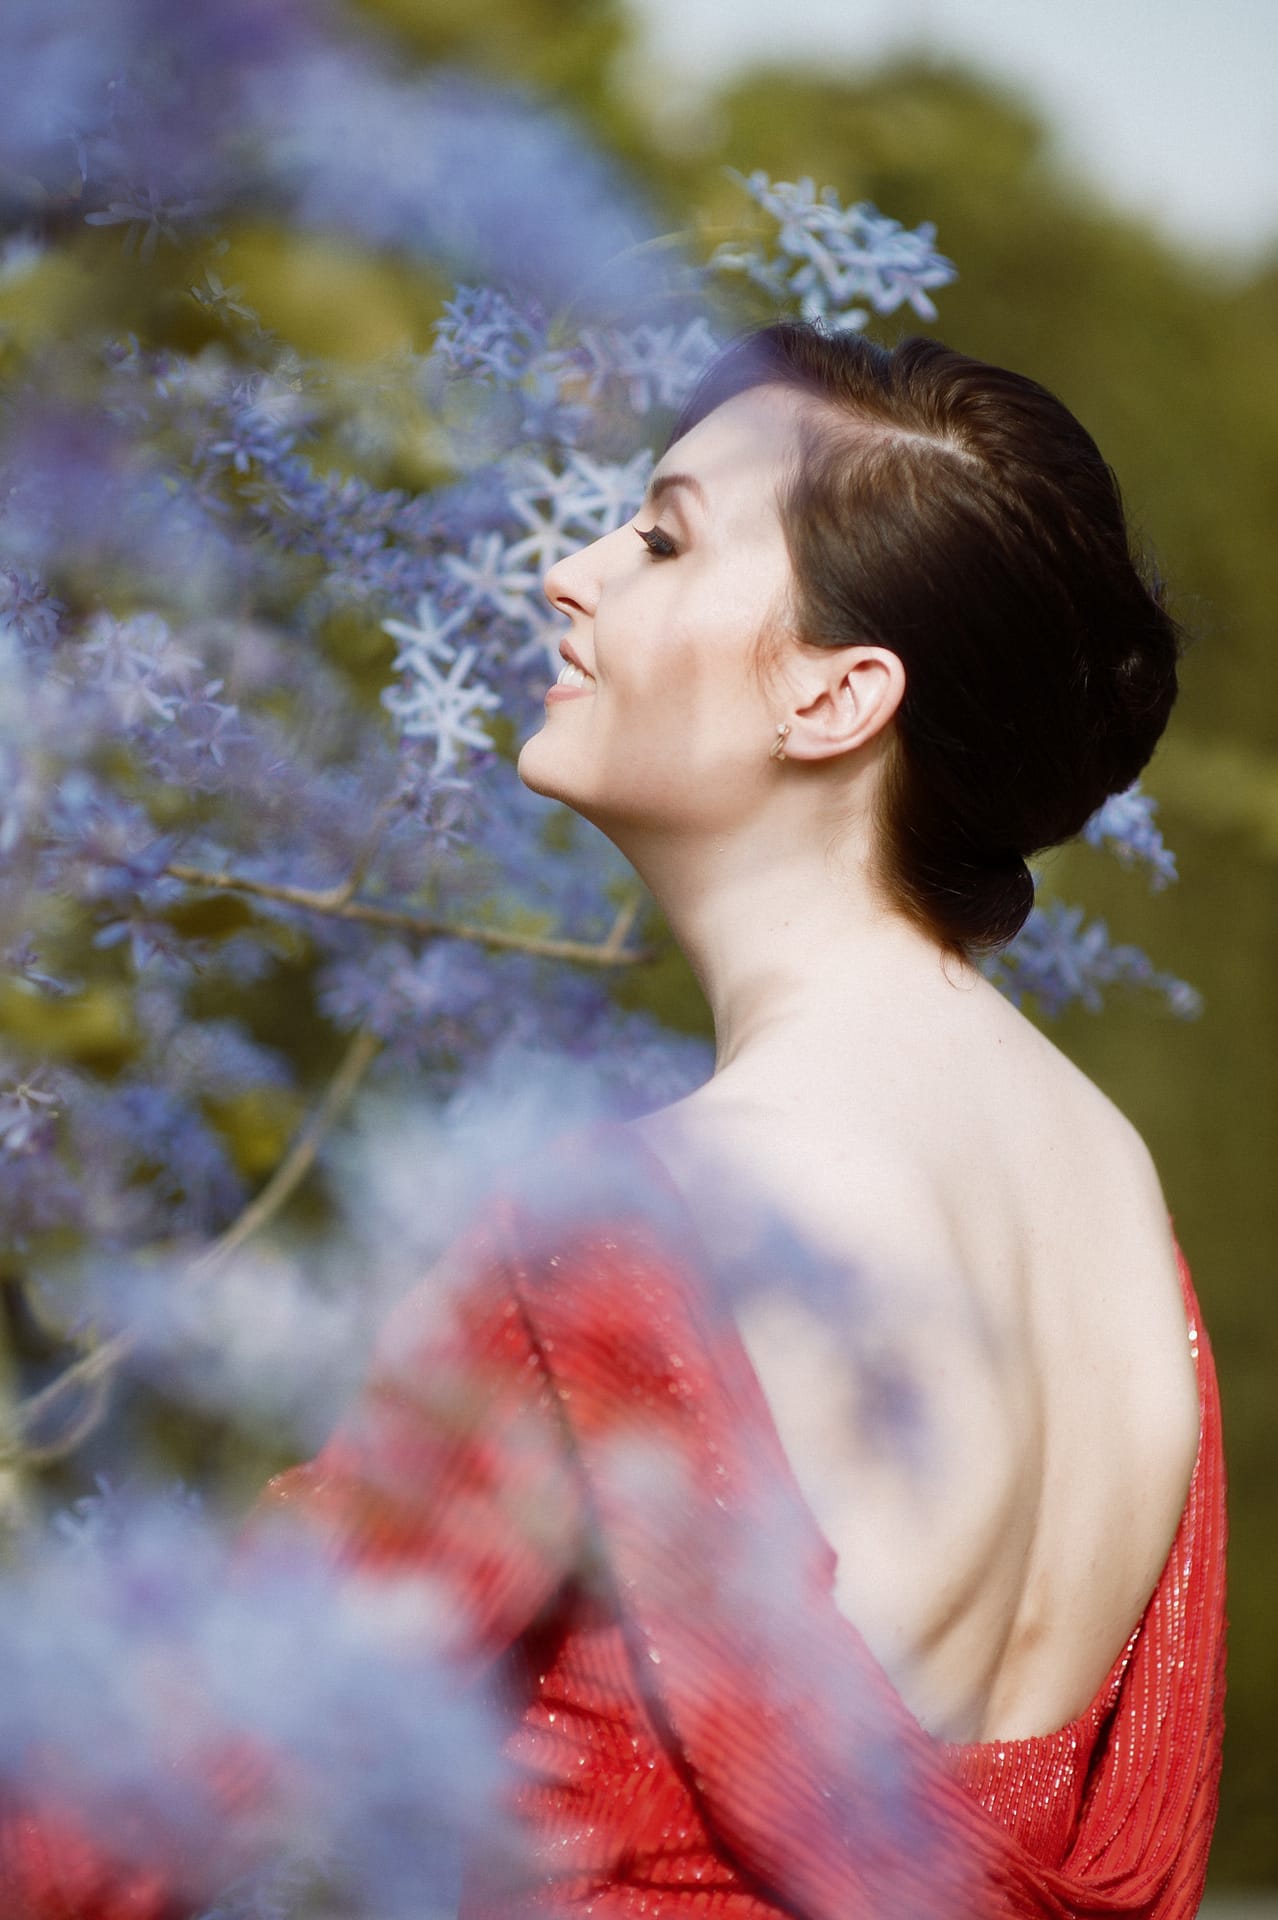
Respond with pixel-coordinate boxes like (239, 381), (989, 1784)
(644, 470), (708, 517)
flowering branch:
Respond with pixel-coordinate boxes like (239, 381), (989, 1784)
(2, 1023), (384, 1469)
(164, 864), (656, 966)
(187, 1025), (383, 1280)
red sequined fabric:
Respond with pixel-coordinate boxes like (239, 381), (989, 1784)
(1, 1130), (1227, 1919)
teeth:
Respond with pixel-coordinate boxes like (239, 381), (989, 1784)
(556, 661), (595, 689)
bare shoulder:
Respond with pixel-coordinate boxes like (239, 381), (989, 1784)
(959, 988), (1199, 1447)
(993, 1004), (1191, 1334)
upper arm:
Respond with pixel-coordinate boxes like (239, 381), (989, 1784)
(250, 1207), (585, 1665)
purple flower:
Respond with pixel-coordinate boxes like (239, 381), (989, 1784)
(0, 566), (64, 649)
(0, 1483), (506, 1919)
(577, 318), (720, 413)
(1081, 782), (1179, 887)
(256, 51), (660, 307)
(990, 900), (1200, 1019)
(84, 184), (201, 263)
(711, 173), (958, 329)
(381, 641), (502, 775)
(431, 285), (549, 382)
(0, 400), (242, 612)
(0, 1064), (63, 1156)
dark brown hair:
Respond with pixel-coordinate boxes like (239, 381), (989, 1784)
(670, 323), (1183, 957)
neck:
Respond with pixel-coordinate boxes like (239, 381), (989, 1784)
(616, 797), (978, 1090)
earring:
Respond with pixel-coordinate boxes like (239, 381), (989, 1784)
(770, 723), (790, 762)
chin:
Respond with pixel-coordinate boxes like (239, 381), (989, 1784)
(518, 738), (622, 850)
(516, 730), (573, 804)
(516, 733), (677, 857)
(515, 730), (544, 789)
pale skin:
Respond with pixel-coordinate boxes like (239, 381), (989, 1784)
(516, 384), (1202, 1747)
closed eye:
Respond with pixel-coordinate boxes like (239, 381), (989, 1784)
(635, 524), (678, 559)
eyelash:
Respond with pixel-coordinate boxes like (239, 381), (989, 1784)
(635, 524), (678, 559)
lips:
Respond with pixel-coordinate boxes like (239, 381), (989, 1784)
(559, 637), (595, 678)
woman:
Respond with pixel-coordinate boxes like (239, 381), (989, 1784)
(4, 326), (1226, 1918)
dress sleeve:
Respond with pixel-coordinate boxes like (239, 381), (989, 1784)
(0, 1199), (585, 1918)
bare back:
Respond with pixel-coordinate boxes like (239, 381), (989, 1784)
(630, 976), (1201, 1746)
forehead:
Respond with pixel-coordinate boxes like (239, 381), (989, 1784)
(661, 385), (807, 527)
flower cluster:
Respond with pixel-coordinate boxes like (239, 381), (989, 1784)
(577, 317), (720, 413)
(1081, 783), (1180, 886)
(709, 172), (959, 329)
(1, 1480), (506, 1920)
(986, 897), (1200, 1019)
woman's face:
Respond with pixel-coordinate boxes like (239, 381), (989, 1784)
(517, 385), (806, 842)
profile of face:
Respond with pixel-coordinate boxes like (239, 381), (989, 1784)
(516, 385), (812, 850)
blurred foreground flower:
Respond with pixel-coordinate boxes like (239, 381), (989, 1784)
(2, 1480), (506, 1919)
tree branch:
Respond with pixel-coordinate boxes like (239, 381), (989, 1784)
(165, 864), (656, 966)
(189, 1024), (382, 1278)
(1, 1024), (383, 1469)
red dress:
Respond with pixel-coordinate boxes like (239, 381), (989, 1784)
(2, 1125), (1227, 1919)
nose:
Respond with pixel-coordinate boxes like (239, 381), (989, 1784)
(543, 534), (602, 623)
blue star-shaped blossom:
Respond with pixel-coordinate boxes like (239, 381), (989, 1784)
(381, 644), (502, 773)
(711, 173), (957, 331)
(577, 320), (719, 413)
(381, 595), (468, 667)
(442, 533), (539, 622)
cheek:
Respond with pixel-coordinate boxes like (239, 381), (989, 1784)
(601, 565), (772, 722)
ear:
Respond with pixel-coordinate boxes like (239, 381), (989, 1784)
(781, 646), (905, 762)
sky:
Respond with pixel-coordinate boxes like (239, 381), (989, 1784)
(624, 0), (1278, 267)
